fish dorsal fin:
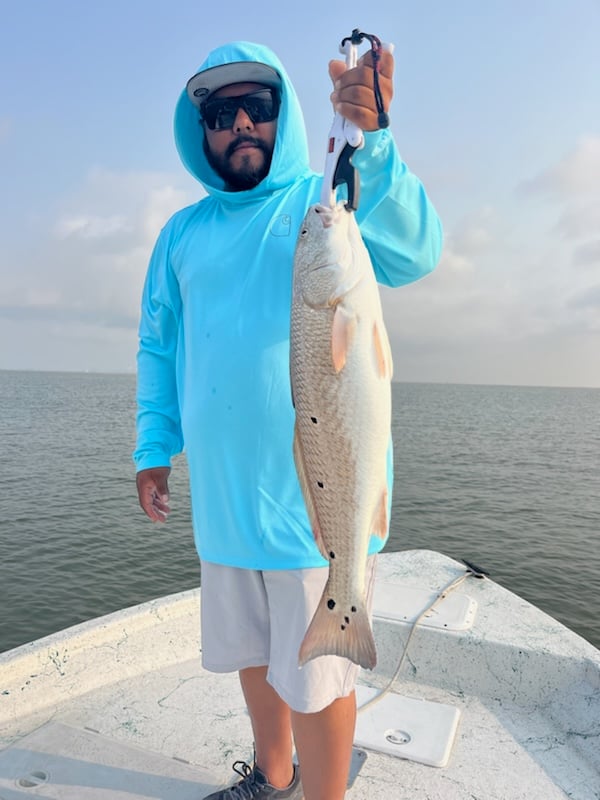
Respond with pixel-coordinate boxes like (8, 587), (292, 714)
(373, 320), (393, 380)
(293, 422), (329, 560)
(331, 304), (357, 373)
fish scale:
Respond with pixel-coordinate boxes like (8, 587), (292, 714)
(290, 201), (393, 669)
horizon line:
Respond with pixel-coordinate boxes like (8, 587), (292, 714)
(1, 367), (598, 391)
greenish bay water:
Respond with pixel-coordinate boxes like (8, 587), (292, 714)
(0, 371), (598, 653)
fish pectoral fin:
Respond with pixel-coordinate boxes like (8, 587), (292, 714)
(331, 304), (357, 373)
(293, 423), (329, 560)
(373, 320), (393, 380)
(371, 488), (389, 539)
(298, 583), (377, 670)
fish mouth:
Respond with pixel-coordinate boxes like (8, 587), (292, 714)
(313, 205), (338, 228)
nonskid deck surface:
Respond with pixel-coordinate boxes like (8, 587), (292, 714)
(1, 551), (598, 799)
(0, 719), (219, 799)
(0, 659), (594, 800)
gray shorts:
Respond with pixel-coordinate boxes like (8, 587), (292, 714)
(200, 557), (377, 713)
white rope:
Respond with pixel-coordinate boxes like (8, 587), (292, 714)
(358, 570), (479, 714)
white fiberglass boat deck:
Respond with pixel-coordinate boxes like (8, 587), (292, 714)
(1, 550), (599, 799)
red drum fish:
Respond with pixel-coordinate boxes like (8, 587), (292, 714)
(290, 201), (393, 670)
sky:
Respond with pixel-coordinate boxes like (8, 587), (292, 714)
(0, 0), (598, 386)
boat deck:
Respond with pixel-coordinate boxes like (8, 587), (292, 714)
(1, 550), (599, 799)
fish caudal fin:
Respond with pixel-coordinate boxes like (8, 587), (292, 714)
(298, 590), (377, 670)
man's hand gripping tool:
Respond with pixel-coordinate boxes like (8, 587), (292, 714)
(320, 29), (392, 212)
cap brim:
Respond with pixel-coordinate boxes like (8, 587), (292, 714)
(186, 62), (282, 108)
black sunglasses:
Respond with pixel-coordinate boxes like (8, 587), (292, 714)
(200, 88), (280, 131)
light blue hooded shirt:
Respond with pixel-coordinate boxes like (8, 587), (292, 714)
(134, 41), (443, 569)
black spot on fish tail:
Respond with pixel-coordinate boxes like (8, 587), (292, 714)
(311, 417), (318, 424)
(345, 616), (350, 624)
(351, 606), (357, 613)
(299, 595), (377, 669)
(317, 481), (324, 488)
(329, 551), (335, 559)
(298, 596), (377, 669)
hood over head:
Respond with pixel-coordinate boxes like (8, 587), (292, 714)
(174, 42), (311, 201)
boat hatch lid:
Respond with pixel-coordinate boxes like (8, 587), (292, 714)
(354, 686), (461, 768)
(0, 721), (220, 799)
(373, 581), (477, 631)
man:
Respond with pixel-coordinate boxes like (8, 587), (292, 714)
(134, 40), (442, 800)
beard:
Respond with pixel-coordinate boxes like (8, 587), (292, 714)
(203, 135), (274, 191)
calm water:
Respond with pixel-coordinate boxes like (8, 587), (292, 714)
(0, 371), (598, 653)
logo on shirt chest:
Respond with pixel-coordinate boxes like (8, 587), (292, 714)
(269, 214), (292, 237)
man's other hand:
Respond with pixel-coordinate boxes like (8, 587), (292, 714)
(136, 467), (171, 522)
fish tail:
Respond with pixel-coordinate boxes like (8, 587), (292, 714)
(298, 590), (377, 670)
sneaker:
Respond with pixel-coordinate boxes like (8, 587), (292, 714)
(203, 760), (302, 799)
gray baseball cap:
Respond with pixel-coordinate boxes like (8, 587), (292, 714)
(186, 61), (282, 108)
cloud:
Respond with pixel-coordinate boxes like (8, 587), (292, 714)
(521, 135), (600, 197)
(0, 168), (196, 333)
(554, 201), (600, 240)
(142, 185), (192, 242)
(54, 214), (132, 240)
(381, 167), (599, 378)
(568, 284), (600, 313)
(573, 239), (600, 267)
(1, 143), (597, 384)
(379, 207), (505, 369)
(437, 207), (496, 276)
(519, 137), (600, 289)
